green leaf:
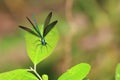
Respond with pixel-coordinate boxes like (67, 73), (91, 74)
(83, 77), (89, 80)
(58, 63), (91, 80)
(25, 25), (59, 64)
(0, 69), (38, 80)
(42, 74), (48, 80)
(115, 63), (120, 80)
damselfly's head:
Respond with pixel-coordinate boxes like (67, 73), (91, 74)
(19, 12), (58, 46)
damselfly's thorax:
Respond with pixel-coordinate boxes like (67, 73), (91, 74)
(41, 38), (47, 46)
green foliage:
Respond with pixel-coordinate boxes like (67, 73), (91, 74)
(83, 77), (89, 80)
(0, 13), (92, 80)
(42, 74), (48, 80)
(25, 25), (59, 65)
(58, 63), (91, 80)
(0, 69), (38, 80)
(115, 64), (120, 80)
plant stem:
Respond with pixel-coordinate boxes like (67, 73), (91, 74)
(29, 64), (42, 80)
(34, 64), (37, 71)
(33, 68), (42, 80)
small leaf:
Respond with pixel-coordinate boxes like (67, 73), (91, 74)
(58, 63), (91, 80)
(115, 63), (120, 80)
(25, 25), (59, 64)
(0, 69), (38, 80)
(42, 74), (48, 80)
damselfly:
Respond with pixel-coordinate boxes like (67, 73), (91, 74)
(19, 12), (58, 48)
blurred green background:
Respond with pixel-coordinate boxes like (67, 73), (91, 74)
(0, 0), (120, 80)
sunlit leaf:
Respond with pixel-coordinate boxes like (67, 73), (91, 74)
(0, 69), (38, 80)
(58, 63), (91, 80)
(42, 74), (48, 80)
(115, 63), (120, 80)
(25, 25), (59, 64)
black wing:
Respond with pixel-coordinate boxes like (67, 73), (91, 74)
(43, 20), (58, 37)
(19, 25), (39, 37)
(44, 12), (52, 30)
(26, 17), (40, 35)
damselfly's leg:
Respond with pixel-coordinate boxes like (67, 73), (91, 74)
(44, 45), (48, 53)
(33, 39), (41, 51)
(36, 43), (41, 50)
(40, 45), (44, 54)
(33, 40), (41, 52)
(41, 43), (52, 53)
(33, 40), (52, 53)
(39, 44), (48, 53)
(35, 43), (44, 54)
(33, 40), (40, 45)
(39, 45), (47, 54)
(47, 43), (52, 48)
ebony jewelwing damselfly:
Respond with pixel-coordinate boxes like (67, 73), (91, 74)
(19, 12), (58, 47)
